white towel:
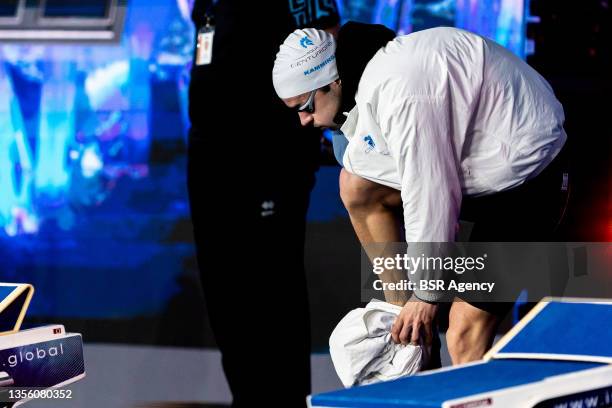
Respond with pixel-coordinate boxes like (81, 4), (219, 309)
(329, 300), (426, 388)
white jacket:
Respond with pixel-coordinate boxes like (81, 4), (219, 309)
(339, 27), (567, 243)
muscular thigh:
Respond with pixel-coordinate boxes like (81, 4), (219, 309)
(339, 169), (402, 209)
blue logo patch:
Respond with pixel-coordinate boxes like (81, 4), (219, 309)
(300, 36), (314, 48)
(364, 135), (375, 153)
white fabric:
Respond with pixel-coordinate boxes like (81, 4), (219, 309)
(273, 28), (339, 98)
(329, 300), (424, 388)
(339, 27), (567, 244)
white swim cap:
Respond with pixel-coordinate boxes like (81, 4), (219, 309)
(273, 28), (339, 99)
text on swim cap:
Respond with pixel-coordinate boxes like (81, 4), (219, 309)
(304, 55), (336, 76)
(290, 40), (333, 69)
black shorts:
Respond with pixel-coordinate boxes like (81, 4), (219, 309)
(458, 145), (570, 317)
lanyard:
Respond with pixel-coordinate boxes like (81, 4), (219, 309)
(195, 6), (215, 66)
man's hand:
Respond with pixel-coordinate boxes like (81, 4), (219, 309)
(391, 294), (438, 345)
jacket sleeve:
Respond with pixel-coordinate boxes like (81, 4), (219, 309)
(378, 86), (462, 302)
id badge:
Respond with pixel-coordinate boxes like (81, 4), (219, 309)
(195, 24), (214, 66)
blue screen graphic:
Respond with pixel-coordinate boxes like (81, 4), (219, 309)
(339, 0), (526, 57)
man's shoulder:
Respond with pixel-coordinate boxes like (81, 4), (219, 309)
(360, 27), (485, 94)
(358, 54), (433, 102)
(399, 26), (482, 42)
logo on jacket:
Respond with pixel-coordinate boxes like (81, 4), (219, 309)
(300, 36), (314, 48)
(364, 135), (375, 153)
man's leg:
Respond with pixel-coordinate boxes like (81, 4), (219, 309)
(339, 169), (409, 304)
(446, 300), (501, 364)
(340, 169), (442, 368)
(339, 169), (403, 243)
(449, 148), (570, 365)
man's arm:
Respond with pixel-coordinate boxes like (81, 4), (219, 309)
(378, 79), (462, 344)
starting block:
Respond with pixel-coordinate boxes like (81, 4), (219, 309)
(309, 298), (612, 408)
(0, 283), (85, 406)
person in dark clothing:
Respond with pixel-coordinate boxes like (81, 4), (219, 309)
(187, 1), (339, 407)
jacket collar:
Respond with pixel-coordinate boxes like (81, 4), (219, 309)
(339, 106), (359, 139)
